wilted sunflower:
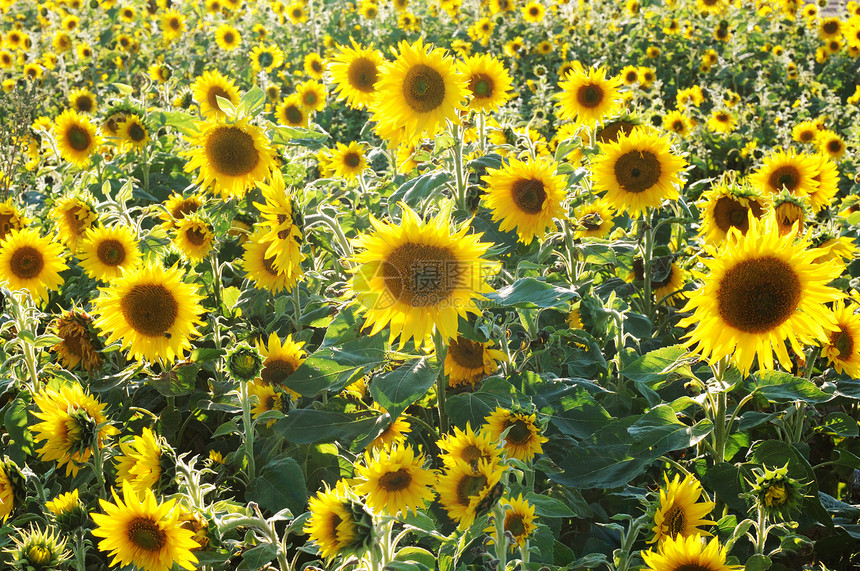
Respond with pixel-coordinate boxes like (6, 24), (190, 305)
(53, 109), (101, 168)
(0, 228), (67, 302)
(642, 535), (740, 571)
(115, 427), (162, 494)
(436, 423), (502, 469)
(458, 54), (514, 113)
(484, 494), (537, 550)
(183, 117), (276, 198)
(250, 44), (284, 73)
(572, 199), (615, 239)
(258, 332), (307, 387)
(371, 39), (467, 145)
(173, 214), (214, 261)
(555, 62), (623, 125)
(436, 458), (505, 529)
(354, 444), (437, 516)
(92, 262), (205, 363)
(276, 95), (309, 127)
(192, 70), (240, 119)
(329, 41), (385, 109)
(78, 225), (140, 281)
(822, 301), (860, 378)
(241, 229), (303, 293)
(697, 177), (767, 246)
(348, 204), (498, 348)
(52, 309), (103, 373)
(31, 383), (115, 476)
(52, 194), (98, 251)
(591, 129), (687, 217)
(444, 336), (506, 388)
(650, 473), (715, 544)
(482, 157), (567, 245)
(91, 483), (199, 571)
(679, 213), (844, 374)
(304, 480), (373, 561)
(296, 80), (327, 112)
(330, 141), (368, 180)
(68, 87), (97, 113)
(484, 408), (548, 462)
(749, 149), (819, 197)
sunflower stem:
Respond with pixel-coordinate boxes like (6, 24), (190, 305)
(614, 514), (649, 571)
(519, 538), (529, 570)
(74, 529), (87, 571)
(755, 503), (768, 555)
(433, 330), (449, 435)
(292, 285), (302, 333)
(239, 380), (257, 481)
(449, 124), (468, 211)
(13, 294), (39, 391)
(304, 213), (353, 261)
(639, 210), (655, 322)
(492, 502), (508, 571)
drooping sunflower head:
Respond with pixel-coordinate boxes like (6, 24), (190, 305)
(115, 427), (163, 494)
(747, 463), (807, 522)
(555, 61), (624, 125)
(0, 228), (68, 302)
(51, 193), (98, 251)
(254, 168), (306, 273)
(697, 176), (767, 246)
(436, 458), (506, 529)
(192, 70), (240, 120)
(257, 332), (306, 389)
(53, 109), (102, 168)
(749, 148), (819, 197)
(483, 407), (548, 462)
(806, 153), (839, 213)
(329, 41), (385, 109)
(458, 53), (514, 113)
(0, 458), (24, 523)
(642, 535), (741, 571)
(52, 309), (103, 373)
(78, 224), (140, 282)
(444, 336), (505, 388)
(46, 489), (87, 531)
(436, 423), (502, 469)
(354, 444), (437, 517)
(0, 200), (26, 241)
(241, 229), (303, 294)
(173, 214), (215, 261)
(770, 192), (808, 236)
(649, 473), (715, 544)
(304, 480), (374, 561)
(572, 198), (616, 239)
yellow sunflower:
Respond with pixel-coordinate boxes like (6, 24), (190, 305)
(241, 229), (303, 293)
(816, 129), (846, 159)
(117, 115), (149, 150)
(304, 52), (326, 79)
(258, 332), (306, 388)
(436, 423), (502, 469)
(68, 87), (97, 114)
(482, 157), (568, 245)
(53, 109), (101, 168)
(183, 117), (276, 199)
(248, 379), (288, 424)
(172, 214), (214, 261)
(354, 444), (437, 517)
(91, 262), (205, 363)
(822, 301), (860, 378)
(250, 44), (284, 73)
(572, 199), (615, 239)
(591, 129), (687, 217)
(791, 120), (819, 144)
(91, 483), (199, 571)
(706, 110), (736, 134)
(52, 194), (98, 251)
(115, 427), (162, 494)
(697, 178), (767, 247)
(0, 201), (25, 241)
(663, 110), (693, 137)
(330, 41), (385, 109)
(652, 261), (688, 306)
(304, 480), (370, 560)
(330, 141), (368, 180)
(78, 225), (140, 281)
(368, 416), (412, 450)
(295, 80), (327, 112)
(370, 38), (467, 145)
(255, 169), (305, 274)
(0, 460), (16, 521)
(159, 9), (186, 42)
(679, 213), (844, 374)
(0, 228), (67, 301)
(522, 1), (545, 23)
(444, 336), (506, 388)
(555, 62), (624, 125)
(160, 194), (202, 230)
(748, 149), (819, 197)
(483, 408), (548, 462)
(214, 24), (241, 51)
(276, 95), (309, 127)
(348, 204), (498, 348)
(642, 535), (741, 571)
(436, 458), (505, 529)
(52, 309), (103, 373)
(192, 70), (240, 120)
(484, 494), (537, 550)
(650, 473), (715, 544)
(458, 54), (514, 113)
(806, 153), (839, 213)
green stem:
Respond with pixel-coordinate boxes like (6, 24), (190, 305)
(239, 381), (257, 481)
(615, 515), (649, 571)
(493, 503), (508, 571)
(450, 125), (467, 211)
(292, 286), (302, 332)
(640, 211), (655, 321)
(520, 539), (529, 570)
(304, 213), (353, 260)
(74, 530), (87, 571)
(432, 330), (449, 435)
(755, 504), (768, 555)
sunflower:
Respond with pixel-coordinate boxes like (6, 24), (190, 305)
(250, 44), (284, 73)
(484, 495), (537, 550)
(679, 213), (844, 374)
(706, 110), (735, 134)
(304, 53), (326, 79)
(556, 62), (623, 125)
(160, 9), (186, 42)
(822, 301), (860, 378)
(436, 423), (502, 469)
(117, 115), (149, 150)
(483, 408), (548, 462)
(0, 228), (67, 301)
(183, 117), (276, 199)
(68, 87), (97, 114)
(52, 194), (98, 251)
(697, 178), (767, 246)
(249, 378), (286, 423)
(52, 309), (103, 373)
(276, 95), (309, 127)
(368, 416), (412, 450)
(0, 459), (19, 522)
(791, 120), (818, 144)
(255, 169), (305, 274)
(818, 17), (842, 40)
(330, 141), (368, 180)
(304, 481), (372, 561)
(370, 39), (467, 145)
(115, 427), (162, 494)
(241, 229), (303, 293)
(258, 332), (306, 389)
(444, 336), (506, 388)
(173, 214), (214, 261)
(653, 261), (688, 306)
(591, 129), (687, 217)
(482, 157), (567, 245)
(595, 118), (639, 144)
(748, 149), (819, 197)
(0, 200), (25, 241)
(160, 194), (202, 230)
(642, 535), (741, 571)
(572, 199), (615, 239)
(771, 193), (807, 236)
(287, 1), (308, 23)
(92, 262), (205, 363)
(192, 70), (240, 119)
(295, 80), (327, 112)
(329, 41), (384, 109)
(6, 526), (69, 570)
(78, 224), (140, 281)
(53, 109), (101, 168)
(650, 473), (715, 543)
(31, 383), (115, 476)
(354, 444), (436, 516)
(91, 483), (199, 571)
(348, 204), (498, 348)
(816, 129), (846, 159)
(458, 54), (514, 113)
(214, 24), (241, 51)
(436, 458), (505, 529)
(522, 1), (545, 23)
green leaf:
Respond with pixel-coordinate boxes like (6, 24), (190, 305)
(384, 562), (433, 571)
(816, 412), (859, 437)
(273, 410), (377, 445)
(747, 371), (831, 403)
(246, 457), (307, 515)
(3, 397), (34, 464)
(148, 363), (198, 396)
(237, 543), (277, 571)
(705, 463), (749, 514)
(33, 334), (62, 348)
(469, 210), (520, 256)
(221, 286), (241, 313)
(238, 85), (266, 116)
(370, 358), (437, 419)
(485, 277), (577, 309)
(389, 170), (450, 207)
(525, 493), (578, 518)
(149, 110), (198, 135)
(620, 345), (695, 388)
(393, 547), (437, 568)
(211, 420), (240, 438)
(627, 405), (713, 458)
(284, 336), (386, 397)
(745, 554), (772, 571)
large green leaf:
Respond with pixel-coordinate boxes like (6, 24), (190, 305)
(246, 457), (307, 515)
(284, 336), (385, 397)
(388, 170), (450, 207)
(3, 397), (34, 465)
(620, 345), (695, 388)
(485, 277), (577, 309)
(747, 371), (831, 403)
(370, 358), (437, 420)
(273, 410), (376, 444)
(627, 405), (713, 457)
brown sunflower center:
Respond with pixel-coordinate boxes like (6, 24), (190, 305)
(207, 86), (233, 113)
(505, 513), (526, 536)
(403, 64), (446, 113)
(671, 120), (685, 133)
(97, 239), (126, 266)
(380, 468), (413, 491)
(223, 32), (235, 43)
(185, 227), (208, 246)
(713, 196), (763, 234)
(576, 83), (604, 108)
(348, 57), (378, 92)
(257, 51), (274, 69)
(128, 123), (146, 142)
(75, 95), (93, 113)
(302, 91), (318, 106)
(67, 125), (91, 151)
(344, 152), (362, 168)
(826, 139), (842, 153)
(168, 17), (181, 30)
(171, 199), (199, 219)
(119, 284), (179, 337)
(580, 212), (604, 230)
(614, 150), (662, 193)
(461, 444), (484, 463)
(456, 474), (487, 505)
(204, 126), (260, 177)
(261, 358), (295, 385)
(715, 112), (729, 122)
(512, 178), (546, 214)
(311, 60), (324, 73)
(831, 326), (854, 359)
(529, 6), (539, 15)
(799, 130), (814, 142)
(448, 337), (486, 369)
(284, 104), (304, 125)
(625, 70), (638, 83)
(327, 512), (343, 534)
(597, 120), (635, 143)
(504, 419), (533, 446)
(674, 566), (712, 571)
(823, 21), (838, 34)
(127, 517), (167, 551)
(10, 246), (44, 279)
(381, 243), (458, 307)
(262, 256), (279, 276)
(716, 256), (802, 334)
(664, 505), (685, 537)
(469, 73), (494, 99)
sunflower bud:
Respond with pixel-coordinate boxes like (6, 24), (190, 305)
(748, 463), (807, 521)
(226, 343), (264, 382)
(45, 489), (87, 531)
(1, 457), (26, 521)
(4, 526), (70, 571)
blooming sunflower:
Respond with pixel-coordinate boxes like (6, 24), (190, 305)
(53, 109), (101, 168)
(192, 71), (240, 120)
(52, 194), (98, 251)
(250, 44), (284, 73)
(459, 54), (514, 113)
(572, 199), (615, 239)
(749, 149), (819, 197)
(354, 444), (436, 516)
(172, 214), (214, 261)
(650, 473), (715, 544)
(296, 80), (327, 112)
(255, 169), (305, 274)
(591, 129), (687, 217)
(78, 225), (140, 281)
(444, 336), (506, 388)
(436, 423), (502, 469)
(370, 39), (467, 145)
(214, 24), (241, 51)
(822, 301), (860, 378)
(31, 383), (115, 476)
(697, 178), (767, 247)
(159, 9), (186, 42)
(160, 194), (202, 230)
(0, 228), (67, 302)
(555, 62), (623, 125)
(482, 157), (567, 245)
(241, 229), (303, 293)
(330, 141), (368, 180)
(304, 480), (372, 560)
(276, 95), (309, 127)
(183, 117), (276, 199)
(348, 204), (498, 348)
(792, 120), (818, 144)
(92, 263), (205, 363)
(368, 416), (412, 450)
(117, 115), (149, 150)
(806, 153), (839, 213)
(816, 129), (846, 159)
(483, 408), (548, 462)
(436, 458), (505, 529)
(91, 483), (199, 571)
(329, 41), (385, 109)
(0, 459), (18, 521)
(484, 495), (537, 550)
(679, 213), (844, 374)
(642, 535), (741, 571)
(522, 1), (545, 23)
(258, 332), (306, 388)
(68, 87), (97, 114)
(706, 110), (736, 134)
(115, 427), (162, 494)
(663, 110), (693, 137)
(304, 52), (326, 79)
(52, 309), (103, 373)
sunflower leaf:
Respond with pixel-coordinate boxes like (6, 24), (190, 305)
(370, 358), (437, 420)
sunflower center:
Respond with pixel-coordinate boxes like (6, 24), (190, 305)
(261, 358), (295, 385)
(823, 21), (838, 34)
(258, 51), (274, 68)
(403, 64), (446, 113)
(285, 104), (304, 124)
(768, 165), (801, 192)
(671, 120), (685, 132)
(119, 284), (179, 337)
(168, 17), (181, 30)
(380, 468), (413, 491)
(128, 123), (146, 142)
(76, 96), (93, 113)
(576, 83), (604, 108)
(614, 151), (662, 193)
(512, 178), (546, 214)
(674, 565), (712, 571)
(207, 86), (233, 113)
(97, 239), (126, 266)
(224, 32), (235, 43)
(713, 196), (763, 234)
(826, 140), (842, 153)
(716, 113), (728, 122)
(10, 246), (44, 279)
(625, 71), (638, 83)
(504, 419), (533, 445)
(303, 91), (318, 106)
(799, 130), (814, 142)
(127, 517), (167, 551)
(831, 327), (854, 359)
(262, 256), (279, 276)
(344, 152), (362, 168)
(469, 73), (494, 99)
(381, 243), (458, 307)
(506, 513), (526, 536)
(664, 505), (685, 537)
(312, 60), (324, 73)
(185, 227), (208, 246)
(448, 337), (486, 369)
(348, 58), (378, 92)
(597, 120), (635, 143)
(580, 212), (603, 230)
(205, 126), (260, 177)
(716, 256), (802, 334)
(529, 6), (539, 15)
(172, 200), (199, 219)
(461, 444), (484, 463)
(327, 512), (344, 534)
(67, 126), (91, 151)
(456, 474), (487, 505)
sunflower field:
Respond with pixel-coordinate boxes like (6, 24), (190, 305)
(2, 0), (860, 569)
